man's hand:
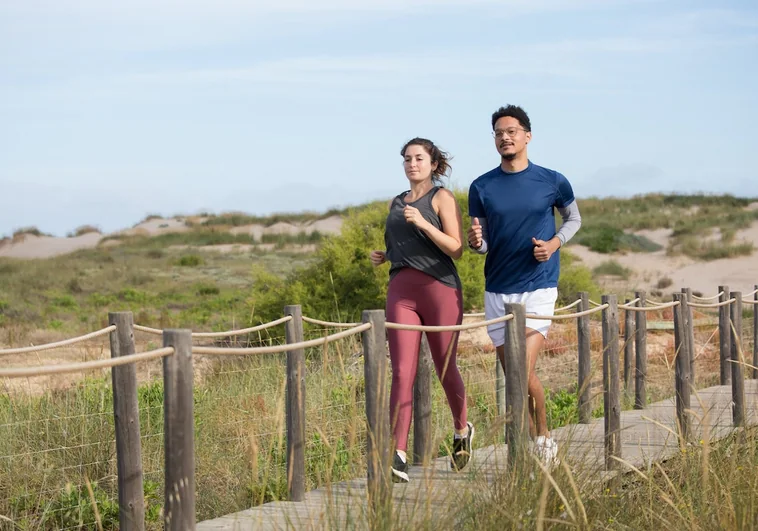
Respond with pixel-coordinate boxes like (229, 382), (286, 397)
(468, 217), (483, 249)
(369, 250), (387, 266)
(532, 237), (559, 262)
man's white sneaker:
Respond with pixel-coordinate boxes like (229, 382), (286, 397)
(533, 435), (560, 468)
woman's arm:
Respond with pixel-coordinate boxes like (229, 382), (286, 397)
(404, 189), (463, 259)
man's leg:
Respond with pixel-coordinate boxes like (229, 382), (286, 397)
(496, 328), (547, 438)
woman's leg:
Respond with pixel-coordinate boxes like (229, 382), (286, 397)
(386, 275), (423, 453)
(418, 283), (466, 431)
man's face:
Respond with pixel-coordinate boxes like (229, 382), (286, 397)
(493, 116), (531, 160)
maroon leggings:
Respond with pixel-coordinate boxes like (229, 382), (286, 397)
(386, 267), (467, 452)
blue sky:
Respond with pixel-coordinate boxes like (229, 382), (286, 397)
(1, 0), (757, 236)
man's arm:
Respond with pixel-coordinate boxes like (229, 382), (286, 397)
(555, 200), (582, 246)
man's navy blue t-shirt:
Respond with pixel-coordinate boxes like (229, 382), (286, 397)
(468, 161), (576, 294)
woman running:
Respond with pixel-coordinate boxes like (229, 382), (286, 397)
(370, 137), (473, 483)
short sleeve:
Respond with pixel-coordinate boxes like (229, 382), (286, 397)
(468, 181), (485, 218)
(554, 172), (576, 208)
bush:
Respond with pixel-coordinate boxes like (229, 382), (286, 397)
(248, 191), (598, 321)
(178, 254), (203, 267)
(68, 225), (101, 237)
(657, 276), (673, 289)
(593, 260), (632, 279)
(573, 225), (662, 253)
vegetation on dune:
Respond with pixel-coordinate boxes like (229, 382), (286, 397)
(575, 193), (758, 258)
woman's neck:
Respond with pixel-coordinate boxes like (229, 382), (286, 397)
(406, 179), (433, 202)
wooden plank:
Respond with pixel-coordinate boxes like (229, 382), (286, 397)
(198, 380), (758, 531)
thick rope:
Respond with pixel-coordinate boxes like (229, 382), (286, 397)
(691, 291), (724, 301)
(0, 326), (117, 356)
(556, 299), (583, 312)
(687, 298), (735, 309)
(385, 313), (514, 332)
(0, 347), (174, 379)
(302, 316), (359, 328)
(618, 301), (681, 311)
(525, 304), (608, 320)
(134, 316), (293, 337)
(742, 299), (758, 306)
(193, 323), (371, 355)
(744, 288), (758, 297)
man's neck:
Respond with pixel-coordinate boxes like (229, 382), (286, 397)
(500, 154), (529, 174)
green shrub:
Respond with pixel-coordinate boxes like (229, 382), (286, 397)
(573, 225), (662, 253)
(248, 191), (597, 321)
(178, 254), (203, 267)
(593, 260), (632, 279)
(52, 294), (78, 308)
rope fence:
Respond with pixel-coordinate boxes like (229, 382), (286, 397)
(0, 325), (116, 356)
(0, 285), (755, 528)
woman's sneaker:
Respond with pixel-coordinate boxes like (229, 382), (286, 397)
(451, 422), (475, 471)
(391, 451), (409, 483)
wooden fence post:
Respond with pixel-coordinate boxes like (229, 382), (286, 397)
(496, 354), (506, 418)
(602, 295), (621, 470)
(284, 305), (306, 502)
(162, 329), (195, 531)
(753, 285), (757, 380)
(623, 299), (634, 398)
(108, 312), (145, 531)
(730, 292), (744, 427)
(413, 334), (433, 466)
(673, 294), (691, 442)
(362, 310), (390, 520)
(682, 288), (696, 384)
(577, 292), (592, 424)
(503, 303), (528, 466)
(634, 290), (647, 409)
(719, 285), (732, 385)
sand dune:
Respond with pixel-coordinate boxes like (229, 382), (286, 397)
(0, 215), (344, 259)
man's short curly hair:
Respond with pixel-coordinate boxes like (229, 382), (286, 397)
(491, 105), (531, 132)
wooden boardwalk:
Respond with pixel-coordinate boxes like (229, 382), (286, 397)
(198, 380), (758, 530)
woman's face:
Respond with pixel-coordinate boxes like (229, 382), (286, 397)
(403, 144), (437, 183)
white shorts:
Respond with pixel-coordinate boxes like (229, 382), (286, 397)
(485, 288), (558, 346)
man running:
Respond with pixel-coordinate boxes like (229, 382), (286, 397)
(467, 105), (582, 465)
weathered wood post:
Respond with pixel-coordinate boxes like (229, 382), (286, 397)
(496, 354), (506, 418)
(577, 292), (592, 424)
(673, 294), (691, 442)
(730, 292), (744, 427)
(413, 334), (433, 466)
(634, 290), (647, 409)
(162, 329), (195, 531)
(719, 285), (732, 385)
(602, 295), (621, 470)
(109, 312), (145, 531)
(623, 299), (634, 398)
(503, 303), (528, 466)
(362, 310), (390, 520)
(284, 305), (306, 502)
(682, 288), (696, 384)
